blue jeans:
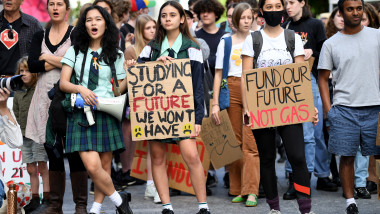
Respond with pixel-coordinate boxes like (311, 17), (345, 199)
(286, 74), (331, 177)
(354, 147), (369, 188)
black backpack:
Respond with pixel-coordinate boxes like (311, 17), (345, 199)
(251, 29), (295, 68)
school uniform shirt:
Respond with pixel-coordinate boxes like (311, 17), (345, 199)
(138, 34), (205, 125)
(215, 39), (244, 77)
(160, 33), (182, 57)
(241, 29), (304, 68)
(61, 47), (126, 98)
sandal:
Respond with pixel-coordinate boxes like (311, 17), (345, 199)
(245, 194), (258, 207)
(232, 195), (247, 203)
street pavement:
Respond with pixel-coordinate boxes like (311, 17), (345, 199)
(62, 158), (380, 214)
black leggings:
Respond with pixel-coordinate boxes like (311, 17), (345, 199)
(44, 141), (86, 172)
(253, 124), (310, 200)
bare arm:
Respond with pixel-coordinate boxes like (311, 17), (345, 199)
(40, 54), (63, 71)
(0, 89), (17, 125)
(211, 68), (223, 125)
(318, 69), (332, 118)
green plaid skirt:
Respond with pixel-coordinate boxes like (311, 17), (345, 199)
(66, 110), (125, 153)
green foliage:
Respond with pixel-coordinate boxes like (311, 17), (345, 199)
(309, 0), (329, 17)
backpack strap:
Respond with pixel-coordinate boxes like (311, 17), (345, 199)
(251, 31), (263, 69)
(284, 29), (296, 63)
(222, 36), (232, 80)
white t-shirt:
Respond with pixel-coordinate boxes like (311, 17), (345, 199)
(215, 39), (244, 77)
(241, 29), (304, 68)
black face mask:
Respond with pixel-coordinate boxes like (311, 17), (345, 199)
(262, 10), (284, 27)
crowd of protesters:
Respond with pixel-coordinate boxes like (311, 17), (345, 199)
(0, 0), (379, 214)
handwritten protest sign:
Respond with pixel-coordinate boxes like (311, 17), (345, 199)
(200, 110), (242, 169)
(243, 62), (314, 129)
(127, 59), (195, 141)
(131, 139), (210, 195)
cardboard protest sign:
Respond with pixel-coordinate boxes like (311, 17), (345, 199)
(200, 110), (242, 169)
(131, 138), (210, 195)
(127, 59), (195, 141)
(376, 160), (380, 199)
(242, 62), (314, 129)
(377, 113), (380, 146)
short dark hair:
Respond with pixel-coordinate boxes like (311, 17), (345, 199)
(259, 0), (284, 9)
(188, 0), (199, 8)
(338, 0), (364, 13)
(193, 0), (225, 22)
(184, 9), (193, 19)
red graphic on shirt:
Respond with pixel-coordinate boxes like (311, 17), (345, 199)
(1, 29), (18, 50)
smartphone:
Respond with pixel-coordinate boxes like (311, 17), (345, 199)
(243, 113), (250, 125)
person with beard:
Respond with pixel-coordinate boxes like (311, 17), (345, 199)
(241, 0), (318, 213)
(318, 0), (380, 213)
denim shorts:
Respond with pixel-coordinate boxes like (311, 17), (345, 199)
(328, 105), (380, 156)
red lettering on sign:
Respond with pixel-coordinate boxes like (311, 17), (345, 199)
(175, 164), (186, 183)
(250, 108), (277, 128)
(171, 144), (181, 155)
(0, 152), (4, 162)
(132, 150), (147, 175)
(2, 168), (5, 177)
(13, 151), (21, 162)
(196, 140), (205, 162)
(181, 95), (190, 108)
(170, 95), (180, 108)
(280, 106), (290, 123)
(298, 104), (309, 121)
(133, 97), (145, 111)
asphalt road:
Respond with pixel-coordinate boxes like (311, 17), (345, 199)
(62, 158), (380, 214)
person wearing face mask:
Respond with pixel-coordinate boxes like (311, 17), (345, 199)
(241, 0), (318, 213)
(282, 0), (335, 200)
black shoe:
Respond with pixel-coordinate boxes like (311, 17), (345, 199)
(283, 174), (296, 200)
(196, 208), (211, 214)
(258, 183), (266, 198)
(116, 191), (133, 214)
(115, 183), (127, 192)
(90, 181), (95, 195)
(355, 187), (371, 199)
(206, 173), (217, 188)
(206, 186), (213, 196)
(345, 203), (359, 214)
(342, 189), (358, 199)
(162, 209), (174, 214)
(332, 176), (342, 187)
(23, 197), (40, 213)
(223, 172), (229, 189)
(169, 188), (181, 196)
(366, 181), (377, 194)
(316, 177), (338, 192)
(28, 198), (50, 214)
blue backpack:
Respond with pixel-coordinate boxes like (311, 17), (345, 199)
(218, 36), (232, 110)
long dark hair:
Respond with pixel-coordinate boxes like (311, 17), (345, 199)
(289, 0), (312, 20)
(364, 2), (380, 29)
(155, 1), (198, 47)
(325, 7), (340, 39)
(74, 5), (121, 64)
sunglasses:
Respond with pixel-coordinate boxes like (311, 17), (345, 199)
(7, 23), (13, 40)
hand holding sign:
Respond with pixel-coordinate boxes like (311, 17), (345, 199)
(127, 59), (195, 140)
(242, 62), (315, 129)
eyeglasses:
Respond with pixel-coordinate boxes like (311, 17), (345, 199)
(7, 23), (13, 40)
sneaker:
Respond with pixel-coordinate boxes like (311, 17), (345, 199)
(162, 209), (174, 214)
(196, 208), (211, 214)
(268, 210), (281, 214)
(355, 187), (371, 199)
(206, 186), (213, 196)
(206, 172), (217, 188)
(154, 190), (162, 204)
(316, 177), (338, 192)
(332, 176), (342, 187)
(345, 203), (359, 214)
(115, 183), (127, 192)
(366, 181), (377, 194)
(116, 190), (133, 214)
(23, 197), (40, 213)
(144, 183), (156, 199)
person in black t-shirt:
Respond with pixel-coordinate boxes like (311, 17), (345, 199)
(193, 0), (226, 77)
(0, 0), (42, 76)
(282, 0), (334, 201)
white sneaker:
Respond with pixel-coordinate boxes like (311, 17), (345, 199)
(154, 189), (161, 204)
(144, 183), (155, 199)
(268, 210), (281, 214)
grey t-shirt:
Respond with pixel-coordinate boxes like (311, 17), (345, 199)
(318, 27), (380, 107)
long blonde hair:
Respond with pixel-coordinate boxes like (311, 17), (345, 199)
(134, 14), (156, 56)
